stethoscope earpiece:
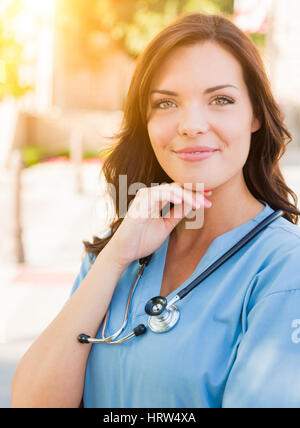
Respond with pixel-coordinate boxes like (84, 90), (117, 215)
(77, 323), (147, 345)
(133, 324), (147, 336)
(77, 333), (91, 344)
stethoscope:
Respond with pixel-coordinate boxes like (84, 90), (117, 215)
(77, 210), (283, 345)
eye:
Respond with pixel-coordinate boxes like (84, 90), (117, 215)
(211, 96), (235, 106)
(152, 99), (176, 109)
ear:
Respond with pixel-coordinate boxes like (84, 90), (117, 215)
(251, 115), (261, 133)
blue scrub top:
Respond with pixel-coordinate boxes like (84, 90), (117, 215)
(71, 201), (300, 408)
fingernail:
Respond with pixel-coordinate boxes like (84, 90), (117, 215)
(204, 198), (212, 208)
(204, 189), (212, 193)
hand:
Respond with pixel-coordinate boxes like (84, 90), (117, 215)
(105, 182), (212, 268)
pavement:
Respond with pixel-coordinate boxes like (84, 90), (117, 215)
(0, 150), (300, 408)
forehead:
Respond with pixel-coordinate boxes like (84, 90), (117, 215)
(149, 41), (246, 93)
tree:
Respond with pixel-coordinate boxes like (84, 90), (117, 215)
(55, 0), (234, 67)
(0, 0), (33, 100)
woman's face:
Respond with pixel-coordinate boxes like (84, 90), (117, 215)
(146, 41), (260, 191)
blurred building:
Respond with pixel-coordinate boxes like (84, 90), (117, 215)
(234, 0), (300, 147)
(5, 0), (135, 161)
(265, 0), (300, 146)
(53, 36), (135, 111)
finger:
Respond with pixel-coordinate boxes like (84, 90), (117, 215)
(130, 184), (210, 221)
(157, 183), (195, 210)
(165, 184), (211, 210)
(151, 190), (184, 218)
(128, 187), (183, 220)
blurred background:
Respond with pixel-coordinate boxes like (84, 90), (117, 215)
(0, 0), (300, 407)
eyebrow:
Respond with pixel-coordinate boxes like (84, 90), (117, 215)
(150, 84), (239, 96)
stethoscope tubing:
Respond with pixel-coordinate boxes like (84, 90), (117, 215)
(79, 263), (147, 344)
(176, 209), (284, 300)
(100, 263), (146, 342)
(78, 209), (284, 345)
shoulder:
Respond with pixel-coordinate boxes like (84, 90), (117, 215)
(253, 212), (300, 256)
(266, 215), (300, 245)
(248, 215), (300, 305)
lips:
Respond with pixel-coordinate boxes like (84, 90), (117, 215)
(174, 146), (219, 162)
(175, 146), (218, 154)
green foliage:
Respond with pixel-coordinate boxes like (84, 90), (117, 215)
(248, 33), (266, 52)
(21, 144), (49, 168)
(21, 144), (102, 168)
(181, 0), (224, 14)
(0, 0), (33, 100)
(84, 149), (101, 159)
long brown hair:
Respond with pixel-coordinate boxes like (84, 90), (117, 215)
(84, 13), (299, 256)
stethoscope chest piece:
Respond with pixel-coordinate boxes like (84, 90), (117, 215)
(145, 296), (180, 333)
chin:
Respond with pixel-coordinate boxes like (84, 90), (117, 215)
(166, 179), (204, 192)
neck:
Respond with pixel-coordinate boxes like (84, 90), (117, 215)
(172, 174), (265, 252)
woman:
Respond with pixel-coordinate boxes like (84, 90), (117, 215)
(12, 13), (300, 408)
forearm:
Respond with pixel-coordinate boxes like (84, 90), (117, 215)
(11, 245), (129, 408)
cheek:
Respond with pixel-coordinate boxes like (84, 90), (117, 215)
(147, 116), (176, 150)
(215, 110), (253, 154)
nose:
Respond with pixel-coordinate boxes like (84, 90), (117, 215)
(177, 105), (209, 137)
